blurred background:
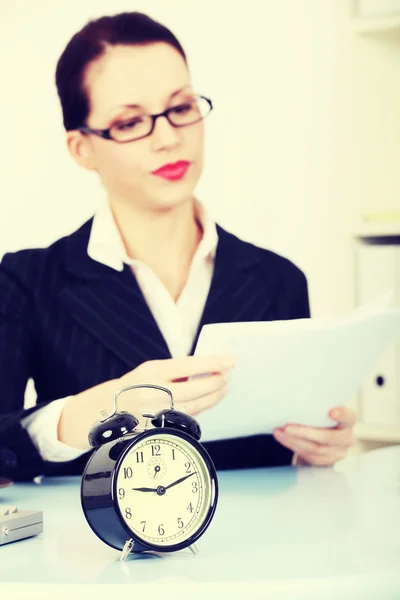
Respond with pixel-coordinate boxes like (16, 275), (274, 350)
(1, 0), (400, 456)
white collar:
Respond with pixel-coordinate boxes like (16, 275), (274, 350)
(87, 199), (219, 272)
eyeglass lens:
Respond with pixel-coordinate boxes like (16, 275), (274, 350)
(109, 97), (210, 142)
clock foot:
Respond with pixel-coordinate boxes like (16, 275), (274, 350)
(188, 543), (198, 555)
(119, 538), (134, 561)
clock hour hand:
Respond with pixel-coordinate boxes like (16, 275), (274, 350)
(164, 472), (195, 491)
(131, 486), (158, 493)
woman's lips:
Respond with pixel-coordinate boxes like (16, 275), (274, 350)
(151, 160), (191, 181)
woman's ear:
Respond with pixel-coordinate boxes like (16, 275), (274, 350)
(66, 131), (97, 171)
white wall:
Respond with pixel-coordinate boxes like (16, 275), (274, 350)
(1, 0), (354, 317)
(343, 31), (400, 224)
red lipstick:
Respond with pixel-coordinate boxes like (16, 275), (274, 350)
(151, 160), (191, 181)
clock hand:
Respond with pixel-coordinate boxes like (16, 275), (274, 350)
(164, 472), (196, 491)
(131, 472), (196, 494)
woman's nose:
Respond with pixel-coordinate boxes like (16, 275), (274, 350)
(150, 115), (180, 150)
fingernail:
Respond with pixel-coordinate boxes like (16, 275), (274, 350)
(285, 427), (296, 435)
(331, 410), (340, 419)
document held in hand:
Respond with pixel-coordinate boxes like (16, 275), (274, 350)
(193, 292), (400, 442)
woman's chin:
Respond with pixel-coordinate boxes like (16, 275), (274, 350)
(148, 180), (199, 210)
(149, 193), (195, 212)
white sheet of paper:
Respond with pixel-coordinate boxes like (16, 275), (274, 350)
(193, 296), (400, 442)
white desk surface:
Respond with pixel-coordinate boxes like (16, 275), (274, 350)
(1, 445), (400, 600)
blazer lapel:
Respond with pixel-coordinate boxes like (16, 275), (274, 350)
(59, 219), (171, 369)
(190, 225), (280, 353)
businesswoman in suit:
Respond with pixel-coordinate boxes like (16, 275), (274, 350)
(0, 12), (355, 482)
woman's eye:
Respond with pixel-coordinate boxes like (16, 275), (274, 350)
(115, 118), (142, 131)
(170, 102), (192, 114)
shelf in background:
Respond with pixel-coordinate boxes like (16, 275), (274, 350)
(352, 221), (400, 238)
(352, 15), (400, 35)
(355, 423), (400, 442)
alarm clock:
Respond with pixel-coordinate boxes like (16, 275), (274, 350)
(81, 384), (218, 561)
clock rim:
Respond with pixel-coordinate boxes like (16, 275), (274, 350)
(112, 427), (219, 553)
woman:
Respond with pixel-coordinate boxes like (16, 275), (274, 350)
(0, 12), (355, 481)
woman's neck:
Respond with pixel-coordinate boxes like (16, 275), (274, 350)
(109, 196), (203, 298)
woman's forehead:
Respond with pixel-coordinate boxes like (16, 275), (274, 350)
(85, 43), (191, 117)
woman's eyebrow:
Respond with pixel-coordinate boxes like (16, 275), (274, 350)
(110, 85), (193, 113)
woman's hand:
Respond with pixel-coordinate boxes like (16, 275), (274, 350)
(272, 406), (356, 466)
(58, 354), (235, 449)
(118, 355), (236, 423)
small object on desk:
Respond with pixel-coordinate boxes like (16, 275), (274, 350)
(0, 506), (43, 545)
(0, 478), (12, 489)
(81, 383), (218, 561)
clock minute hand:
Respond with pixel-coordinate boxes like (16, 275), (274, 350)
(164, 472), (195, 491)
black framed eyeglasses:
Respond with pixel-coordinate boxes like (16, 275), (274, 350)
(78, 95), (213, 143)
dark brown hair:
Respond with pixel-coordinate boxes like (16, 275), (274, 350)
(55, 12), (187, 131)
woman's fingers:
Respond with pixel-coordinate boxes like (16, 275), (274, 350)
(273, 429), (350, 466)
(281, 423), (355, 448)
(170, 371), (231, 403)
(139, 355), (236, 381)
(176, 383), (229, 416)
(127, 381), (229, 426)
(120, 356), (234, 420)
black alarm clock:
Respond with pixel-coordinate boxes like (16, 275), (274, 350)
(81, 384), (218, 560)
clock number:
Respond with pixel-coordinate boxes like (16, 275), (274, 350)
(158, 524), (165, 536)
(135, 451), (144, 463)
(177, 517), (184, 529)
(125, 507), (132, 519)
(152, 445), (161, 457)
(172, 449), (176, 460)
(187, 503), (194, 513)
(185, 461), (192, 473)
(118, 488), (125, 500)
(140, 521), (146, 532)
(192, 481), (198, 493)
(123, 467), (133, 479)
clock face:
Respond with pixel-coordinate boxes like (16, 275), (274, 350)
(114, 432), (215, 548)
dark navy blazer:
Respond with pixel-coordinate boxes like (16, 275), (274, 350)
(0, 219), (310, 480)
